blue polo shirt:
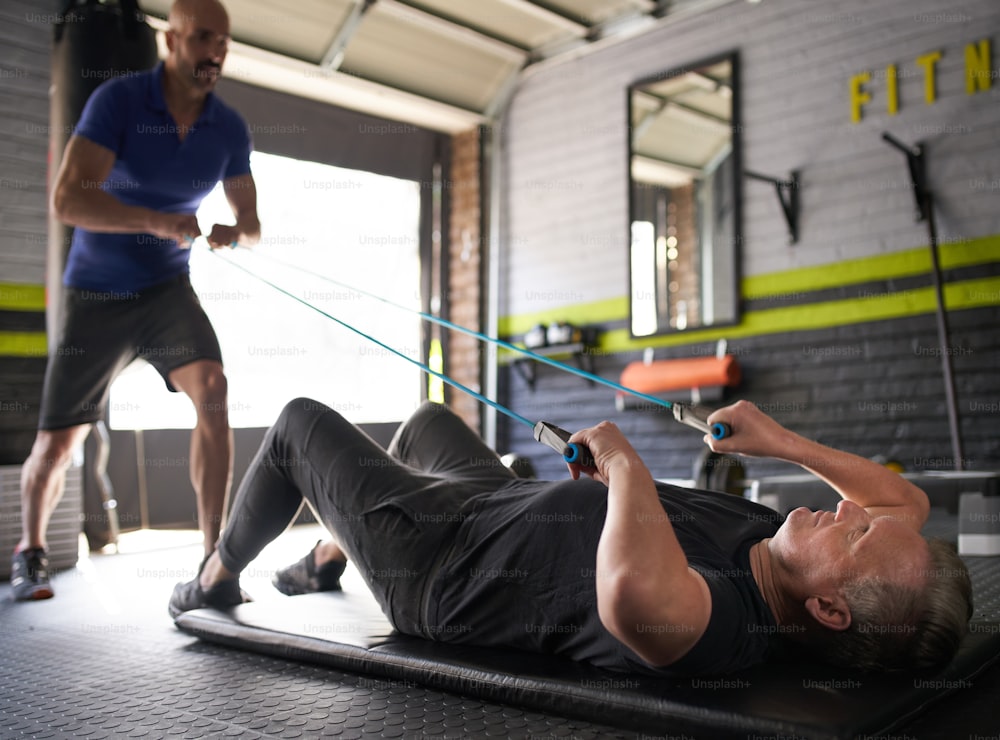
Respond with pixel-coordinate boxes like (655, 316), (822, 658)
(64, 62), (252, 291)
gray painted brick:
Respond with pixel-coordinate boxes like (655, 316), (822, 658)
(0, 0), (50, 287)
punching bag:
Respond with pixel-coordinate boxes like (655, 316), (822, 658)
(47, 0), (157, 550)
(47, 0), (158, 341)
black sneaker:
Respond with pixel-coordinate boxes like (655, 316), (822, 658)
(196, 551), (254, 605)
(168, 574), (245, 619)
(168, 553), (250, 619)
(272, 541), (347, 596)
(11, 547), (54, 601)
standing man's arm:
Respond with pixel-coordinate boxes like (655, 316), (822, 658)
(205, 173), (260, 249)
(51, 135), (201, 241)
(568, 422), (711, 667)
(707, 400), (930, 531)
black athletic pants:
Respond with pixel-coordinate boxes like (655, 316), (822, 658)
(215, 398), (516, 635)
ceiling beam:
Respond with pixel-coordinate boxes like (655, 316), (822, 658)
(373, 0), (529, 118)
(227, 41), (486, 133)
(503, 0), (590, 31)
(396, 0), (588, 53)
(321, 0), (377, 70)
(518, 0), (658, 60)
(522, 0), (657, 29)
(377, 0), (528, 64)
(517, 0), (591, 27)
(587, 1), (658, 42)
(145, 15), (484, 133)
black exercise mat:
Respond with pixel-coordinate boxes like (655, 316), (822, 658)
(176, 582), (1000, 740)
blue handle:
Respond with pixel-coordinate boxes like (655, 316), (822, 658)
(563, 443), (595, 468)
(710, 422), (731, 440)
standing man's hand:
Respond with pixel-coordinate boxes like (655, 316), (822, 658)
(148, 212), (202, 245)
(205, 223), (241, 249)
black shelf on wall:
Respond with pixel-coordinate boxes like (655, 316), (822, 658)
(512, 325), (601, 390)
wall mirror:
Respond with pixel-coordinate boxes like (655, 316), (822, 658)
(628, 52), (741, 337)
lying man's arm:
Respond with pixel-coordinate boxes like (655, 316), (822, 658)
(568, 422), (711, 667)
(707, 400), (930, 531)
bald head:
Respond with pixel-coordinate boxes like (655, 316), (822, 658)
(164, 0), (231, 97)
(169, 0), (229, 33)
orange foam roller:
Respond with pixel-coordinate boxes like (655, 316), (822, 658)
(619, 355), (741, 395)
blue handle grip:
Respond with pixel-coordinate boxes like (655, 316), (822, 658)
(563, 442), (595, 468)
(710, 422), (731, 440)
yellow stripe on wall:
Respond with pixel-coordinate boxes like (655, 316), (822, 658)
(499, 296), (627, 338)
(499, 235), (1000, 357)
(0, 283), (47, 357)
(947, 276), (1000, 310)
(939, 235), (1000, 270)
(743, 235), (1000, 299)
(0, 332), (48, 357)
(743, 250), (931, 299)
(597, 275), (1000, 354)
(0, 283), (46, 312)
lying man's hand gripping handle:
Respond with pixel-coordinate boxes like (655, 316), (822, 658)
(568, 421), (712, 667)
(706, 400), (930, 530)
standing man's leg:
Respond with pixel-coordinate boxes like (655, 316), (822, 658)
(140, 275), (231, 558)
(169, 359), (232, 555)
(13, 425), (92, 600)
(14, 285), (141, 601)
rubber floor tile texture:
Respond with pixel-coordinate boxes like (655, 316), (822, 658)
(0, 623), (634, 738)
(0, 529), (635, 739)
(3, 517), (1000, 739)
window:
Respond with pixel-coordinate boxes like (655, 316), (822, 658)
(109, 151), (423, 429)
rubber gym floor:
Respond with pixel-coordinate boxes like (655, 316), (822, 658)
(2, 519), (999, 739)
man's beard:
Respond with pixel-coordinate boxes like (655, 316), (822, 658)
(194, 60), (221, 85)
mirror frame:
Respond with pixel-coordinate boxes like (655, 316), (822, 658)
(627, 50), (743, 338)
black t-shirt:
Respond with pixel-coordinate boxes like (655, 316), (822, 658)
(427, 478), (783, 675)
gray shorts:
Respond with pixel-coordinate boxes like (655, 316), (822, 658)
(38, 274), (223, 430)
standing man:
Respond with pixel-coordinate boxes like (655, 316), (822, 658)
(12, 0), (260, 600)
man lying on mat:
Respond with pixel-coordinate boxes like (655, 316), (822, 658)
(169, 398), (972, 675)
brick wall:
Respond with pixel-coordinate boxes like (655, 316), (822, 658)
(446, 128), (482, 430)
(670, 183), (698, 330)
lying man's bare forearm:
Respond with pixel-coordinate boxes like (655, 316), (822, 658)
(708, 400), (929, 530)
(776, 433), (928, 529)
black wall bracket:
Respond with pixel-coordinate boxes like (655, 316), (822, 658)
(881, 131), (964, 470)
(745, 169), (800, 244)
(881, 131), (930, 222)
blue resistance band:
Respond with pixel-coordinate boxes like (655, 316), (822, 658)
(211, 247), (729, 444)
(231, 247), (681, 412)
(212, 250), (537, 431)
